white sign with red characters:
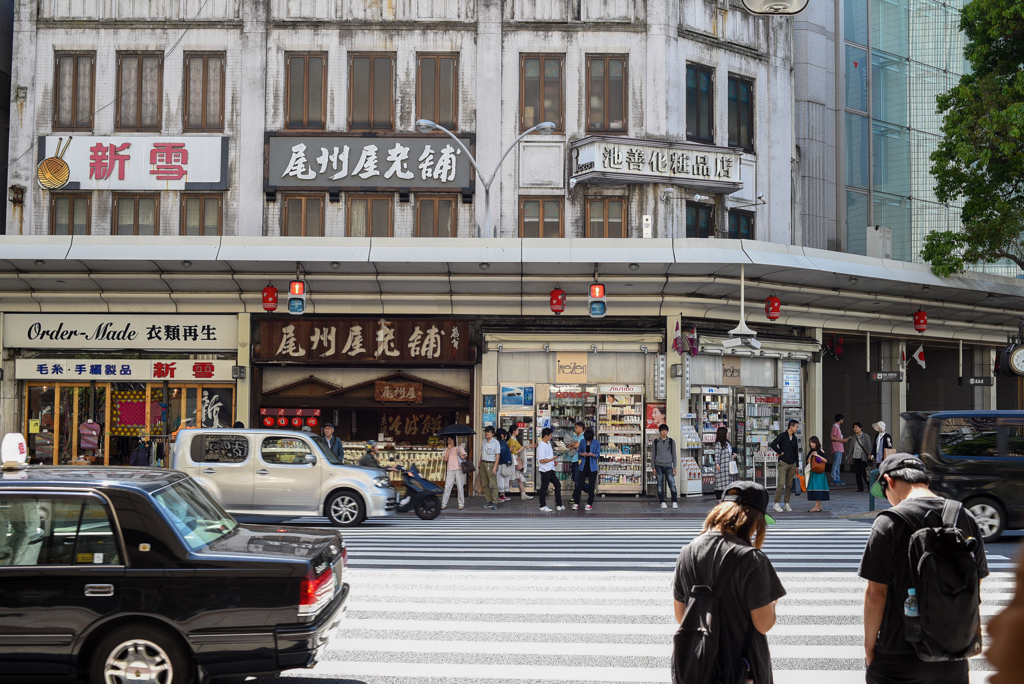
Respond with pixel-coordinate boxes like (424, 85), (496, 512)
(39, 136), (227, 190)
(15, 359), (234, 382)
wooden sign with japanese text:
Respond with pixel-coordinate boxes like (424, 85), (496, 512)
(379, 410), (447, 441)
(375, 381), (423, 403)
(256, 319), (471, 365)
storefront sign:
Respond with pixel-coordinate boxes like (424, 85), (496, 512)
(599, 385), (641, 393)
(257, 319), (470, 365)
(375, 381), (423, 403)
(500, 386), (535, 408)
(15, 358), (234, 381)
(38, 136), (227, 191)
(722, 360), (742, 386)
(570, 136), (742, 193)
(266, 135), (473, 190)
(5, 314), (238, 351)
(959, 376), (994, 386)
(782, 360), (801, 407)
(556, 352), (589, 383)
(754, 395), (781, 404)
(379, 410), (446, 440)
(867, 371), (904, 382)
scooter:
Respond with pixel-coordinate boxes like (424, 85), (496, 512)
(392, 464), (443, 520)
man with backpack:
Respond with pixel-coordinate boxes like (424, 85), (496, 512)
(859, 454), (988, 684)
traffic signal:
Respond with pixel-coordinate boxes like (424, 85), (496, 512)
(288, 280), (306, 315)
(588, 282), (606, 318)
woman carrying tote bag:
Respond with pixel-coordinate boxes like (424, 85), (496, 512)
(805, 436), (830, 513)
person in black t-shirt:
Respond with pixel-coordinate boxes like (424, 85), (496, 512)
(858, 454), (988, 684)
(673, 481), (786, 684)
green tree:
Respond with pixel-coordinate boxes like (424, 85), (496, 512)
(922, 0), (1024, 277)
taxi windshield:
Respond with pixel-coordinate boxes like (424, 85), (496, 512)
(152, 478), (238, 551)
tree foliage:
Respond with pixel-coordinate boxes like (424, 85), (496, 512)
(922, 0), (1024, 277)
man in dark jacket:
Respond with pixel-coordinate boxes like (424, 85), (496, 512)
(322, 423), (345, 461)
(129, 436), (151, 467)
(769, 420), (800, 513)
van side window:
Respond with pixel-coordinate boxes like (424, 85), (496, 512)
(198, 435), (249, 464)
(0, 495), (121, 566)
(999, 418), (1024, 458)
(261, 437), (313, 465)
(939, 418), (999, 458)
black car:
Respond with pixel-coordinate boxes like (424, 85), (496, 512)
(901, 410), (1024, 542)
(0, 467), (349, 683)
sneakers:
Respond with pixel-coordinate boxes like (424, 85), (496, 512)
(521, 494), (533, 500)
(458, 504), (464, 510)
(585, 505), (593, 511)
(497, 496), (507, 503)
(572, 503), (579, 511)
(441, 504), (446, 510)
(483, 503), (497, 509)
(660, 502), (668, 509)
(672, 502), (679, 509)
(539, 506), (553, 512)
(774, 503), (784, 513)
(556, 506), (565, 511)
(784, 503), (792, 512)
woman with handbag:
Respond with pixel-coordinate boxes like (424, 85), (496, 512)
(805, 436), (830, 513)
(495, 428), (515, 503)
(441, 435), (467, 510)
(713, 426), (736, 499)
(507, 425), (533, 501)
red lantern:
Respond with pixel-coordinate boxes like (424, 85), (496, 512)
(764, 294), (781, 321)
(306, 416), (319, 428)
(549, 287), (567, 315)
(262, 416), (275, 427)
(913, 309), (927, 333)
(276, 416), (288, 427)
(262, 284), (279, 312)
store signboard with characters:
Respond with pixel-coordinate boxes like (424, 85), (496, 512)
(259, 408), (322, 430)
(379, 410), (446, 441)
(4, 314), (237, 351)
(15, 359), (233, 381)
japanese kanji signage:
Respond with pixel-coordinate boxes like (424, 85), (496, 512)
(375, 381), (424, 403)
(379, 410), (446, 440)
(15, 359), (234, 381)
(4, 314), (238, 351)
(256, 319), (471, 365)
(570, 136), (743, 193)
(38, 136), (227, 190)
(266, 135), (473, 190)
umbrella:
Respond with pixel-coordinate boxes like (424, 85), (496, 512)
(438, 424), (476, 437)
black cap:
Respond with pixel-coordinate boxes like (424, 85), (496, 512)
(721, 481), (775, 524)
(323, 422), (335, 428)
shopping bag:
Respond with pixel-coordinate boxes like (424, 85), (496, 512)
(728, 460), (738, 475)
(797, 474), (807, 492)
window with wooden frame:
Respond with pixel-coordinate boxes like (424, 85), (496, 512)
(50, 194), (90, 235)
(728, 210), (754, 240)
(520, 55), (563, 132)
(519, 197), (563, 238)
(282, 194), (324, 236)
(349, 54), (395, 131)
(116, 52), (163, 131)
(416, 195), (457, 237)
(53, 52), (95, 131)
(728, 76), (754, 151)
(184, 52), (225, 131)
(686, 202), (714, 238)
(347, 195), (393, 237)
(113, 194), (159, 236)
(585, 198), (626, 238)
(686, 64), (714, 143)
(417, 54), (458, 130)
(181, 194), (223, 236)
(586, 56), (627, 133)
(285, 53), (326, 130)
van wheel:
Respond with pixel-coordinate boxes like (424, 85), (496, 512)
(965, 497), (1005, 543)
(91, 624), (192, 684)
(326, 491), (365, 526)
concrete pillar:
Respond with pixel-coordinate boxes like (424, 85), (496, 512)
(974, 347), (996, 410)
(235, 313), (251, 425)
(665, 315), (683, 471)
(884, 340), (906, 441)
(476, 0), (502, 237)
(239, 0), (268, 237)
(0, 312), (15, 436)
(806, 327), (822, 447)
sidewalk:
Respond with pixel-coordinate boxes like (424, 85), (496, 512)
(439, 482), (890, 520)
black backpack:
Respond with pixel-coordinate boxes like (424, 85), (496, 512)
(879, 499), (983, 662)
(672, 548), (754, 684)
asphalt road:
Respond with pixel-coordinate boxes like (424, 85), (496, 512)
(226, 516), (1012, 684)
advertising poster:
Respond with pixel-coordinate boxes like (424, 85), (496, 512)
(500, 385), (534, 408)
(482, 394), (497, 429)
(646, 404), (667, 430)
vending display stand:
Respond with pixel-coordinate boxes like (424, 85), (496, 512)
(597, 386), (644, 495)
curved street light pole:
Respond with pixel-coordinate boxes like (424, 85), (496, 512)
(416, 119), (555, 237)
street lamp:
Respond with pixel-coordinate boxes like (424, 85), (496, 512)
(739, 0), (809, 14)
(415, 118), (556, 237)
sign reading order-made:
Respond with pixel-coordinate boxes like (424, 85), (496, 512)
(4, 315), (238, 351)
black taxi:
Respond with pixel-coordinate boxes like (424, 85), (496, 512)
(0, 467), (349, 683)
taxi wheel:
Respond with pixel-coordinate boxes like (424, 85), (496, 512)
(326, 490), (366, 526)
(91, 624), (192, 684)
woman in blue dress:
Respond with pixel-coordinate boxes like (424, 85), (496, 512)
(805, 436), (830, 513)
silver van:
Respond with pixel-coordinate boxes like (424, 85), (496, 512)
(171, 428), (397, 525)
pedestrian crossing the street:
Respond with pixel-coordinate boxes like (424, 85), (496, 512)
(265, 517), (1011, 684)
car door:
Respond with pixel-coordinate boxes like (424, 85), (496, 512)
(253, 436), (322, 515)
(0, 491), (125, 678)
(189, 434), (255, 512)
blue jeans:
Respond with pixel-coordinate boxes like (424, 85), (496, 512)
(655, 464), (677, 503)
(570, 461), (580, 484)
(831, 452), (844, 483)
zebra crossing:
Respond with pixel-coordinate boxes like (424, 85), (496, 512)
(265, 517), (1012, 683)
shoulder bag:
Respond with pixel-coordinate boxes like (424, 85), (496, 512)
(810, 451), (827, 474)
(457, 447), (476, 474)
